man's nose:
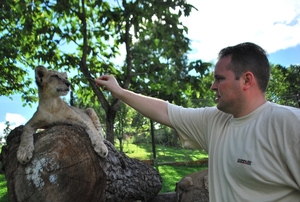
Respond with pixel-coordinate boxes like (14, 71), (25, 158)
(210, 81), (217, 91)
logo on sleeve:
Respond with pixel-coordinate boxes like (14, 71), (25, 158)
(237, 158), (252, 165)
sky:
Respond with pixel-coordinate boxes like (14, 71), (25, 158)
(1, 0), (300, 137)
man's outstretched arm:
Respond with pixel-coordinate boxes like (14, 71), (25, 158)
(95, 75), (173, 127)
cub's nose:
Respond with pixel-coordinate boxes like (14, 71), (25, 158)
(65, 80), (71, 87)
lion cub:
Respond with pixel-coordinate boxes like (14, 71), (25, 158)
(17, 66), (108, 164)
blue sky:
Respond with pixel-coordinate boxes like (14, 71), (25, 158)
(1, 0), (300, 137)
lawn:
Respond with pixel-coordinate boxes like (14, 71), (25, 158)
(158, 165), (207, 193)
(0, 175), (7, 202)
(0, 143), (208, 201)
(120, 142), (208, 162)
(116, 142), (208, 193)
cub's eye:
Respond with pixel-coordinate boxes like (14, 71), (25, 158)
(51, 75), (59, 78)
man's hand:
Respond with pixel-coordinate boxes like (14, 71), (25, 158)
(95, 75), (123, 98)
(95, 75), (172, 127)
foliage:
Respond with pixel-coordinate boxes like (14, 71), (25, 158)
(267, 64), (300, 107)
(1, 122), (11, 145)
(114, 103), (140, 151)
(159, 165), (207, 193)
(1, 0), (210, 144)
(0, 0), (37, 104)
(0, 174), (7, 202)
(130, 30), (213, 106)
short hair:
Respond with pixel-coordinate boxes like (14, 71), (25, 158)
(218, 42), (270, 92)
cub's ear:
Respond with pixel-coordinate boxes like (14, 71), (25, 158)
(35, 65), (48, 87)
(62, 72), (68, 79)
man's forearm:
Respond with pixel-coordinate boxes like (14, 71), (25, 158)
(116, 89), (173, 127)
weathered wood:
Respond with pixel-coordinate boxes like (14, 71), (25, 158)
(175, 169), (209, 202)
(149, 169), (209, 202)
(0, 125), (162, 202)
(148, 192), (177, 202)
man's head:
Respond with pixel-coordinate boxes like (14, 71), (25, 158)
(218, 42), (270, 92)
(211, 42), (270, 117)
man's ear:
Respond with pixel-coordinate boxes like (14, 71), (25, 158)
(242, 71), (254, 90)
(35, 65), (48, 87)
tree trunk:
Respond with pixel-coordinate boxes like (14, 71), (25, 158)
(0, 125), (162, 202)
(175, 169), (209, 202)
(106, 108), (116, 144)
(173, 130), (180, 148)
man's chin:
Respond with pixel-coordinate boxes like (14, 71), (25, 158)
(216, 103), (225, 111)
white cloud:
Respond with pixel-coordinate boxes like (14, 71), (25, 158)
(0, 113), (27, 137)
(183, 0), (300, 63)
(112, 0), (300, 66)
(0, 122), (5, 137)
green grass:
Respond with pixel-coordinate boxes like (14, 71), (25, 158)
(0, 143), (208, 200)
(119, 143), (208, 193)
(158, 165), (207, 193)
(0, 175), (8, 202)
(120, 142), (208, 162)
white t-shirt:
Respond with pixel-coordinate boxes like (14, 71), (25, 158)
(168, 101), (300, 201)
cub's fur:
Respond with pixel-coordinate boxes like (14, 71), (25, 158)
(17, 66), (108, 164)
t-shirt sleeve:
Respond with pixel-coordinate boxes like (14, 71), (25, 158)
(167, 103), (219, 151)
(282, 107), (300, 190)
(287, 138), (300, 190)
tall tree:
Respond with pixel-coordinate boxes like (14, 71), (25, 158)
(267, 64), (300, 107)
(0, 0), (37, 104)
(0, 0), (208, 143)
(266, 64), (289, 103)
(129, 26), (212, 106)
(285, 65), (300, 94)
(124, 3), (212, 148)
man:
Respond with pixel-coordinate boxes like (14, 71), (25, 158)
(95, 42), (300, 201)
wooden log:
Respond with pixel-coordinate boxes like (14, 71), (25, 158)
(149, 169), (209, 202)
(175, 169), (209, 202)
(0, 125), (162, 202)
(148, 192), (177, 202)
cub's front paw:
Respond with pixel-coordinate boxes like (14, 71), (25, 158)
(92, 140), (108, 158)
(17, 144), (34, 164)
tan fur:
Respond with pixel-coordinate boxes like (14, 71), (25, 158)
(17, 66), (108, 164)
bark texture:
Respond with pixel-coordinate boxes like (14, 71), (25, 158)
(0, 125), (162, 202)
(175, 169), (209, 202)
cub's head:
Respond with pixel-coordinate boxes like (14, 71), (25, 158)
(35, 65), (71, 97)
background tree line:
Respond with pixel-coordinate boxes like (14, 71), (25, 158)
(1, 0), (299, 148)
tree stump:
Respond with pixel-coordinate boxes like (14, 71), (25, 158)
(175, 169), (209, 202)
(0, 125), (162, 202)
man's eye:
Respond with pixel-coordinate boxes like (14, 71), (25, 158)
(216, 78), (224, 82)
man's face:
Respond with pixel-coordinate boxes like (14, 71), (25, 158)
(210, 56), (244, 115)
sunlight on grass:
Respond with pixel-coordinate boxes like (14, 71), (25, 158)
(158, 165), (208, 193)
(120, 143), (153, 160)
(0, 175), (8, 202)
(117, 142), (209, 193)
(118, 143), (208, 163)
